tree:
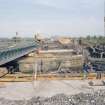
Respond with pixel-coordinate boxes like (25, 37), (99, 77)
(86, 35), (90, 40)
(93, 35), (97, 39)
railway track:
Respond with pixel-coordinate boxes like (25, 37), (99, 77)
(0, 73), (105, 82)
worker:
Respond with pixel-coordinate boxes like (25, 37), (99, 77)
(96, 71), (102, 79)
(83, 63), (91, 79)
(83, 63), (88, 79)
(92, 64), (102, 79)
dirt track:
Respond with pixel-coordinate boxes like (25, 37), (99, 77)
(0, 80), (104, 100)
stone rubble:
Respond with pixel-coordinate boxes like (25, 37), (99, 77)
(0, 89), (105, 105)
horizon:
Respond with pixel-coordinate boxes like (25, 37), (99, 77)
(0, 33), (104, 38)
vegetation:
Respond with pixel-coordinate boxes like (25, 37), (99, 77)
(81, 35), (105, 45)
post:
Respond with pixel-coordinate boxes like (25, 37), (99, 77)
(34, 61), (37, 81)
(32, 51), (38, 89)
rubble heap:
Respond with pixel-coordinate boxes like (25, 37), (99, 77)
(0, 89), (105, 105)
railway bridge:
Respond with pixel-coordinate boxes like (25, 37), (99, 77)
(0, 42), (38, 66)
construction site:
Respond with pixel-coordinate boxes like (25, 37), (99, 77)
(0, 0), (104, 104)
(0, 35), (105, 105)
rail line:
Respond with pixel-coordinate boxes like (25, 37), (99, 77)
(0, 73), (105, 82)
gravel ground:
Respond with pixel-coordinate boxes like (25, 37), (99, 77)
(0, 89), (105, 105)
(0, 80), (105, 105)
(0, 80), (105, 100)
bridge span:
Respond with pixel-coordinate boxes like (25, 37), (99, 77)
(0, 42), (38, 66)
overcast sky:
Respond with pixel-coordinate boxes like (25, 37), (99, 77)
(0, 0), (104, 37)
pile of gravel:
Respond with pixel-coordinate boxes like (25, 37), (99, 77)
(0, 89), (105, 105)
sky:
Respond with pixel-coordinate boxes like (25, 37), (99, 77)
(0, 0), (104, 37)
